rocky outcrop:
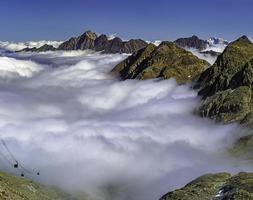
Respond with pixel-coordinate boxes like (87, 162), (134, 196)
(111, 42), (209, 84)
(174, 35), (209, 51)
(58, 31), (97, 50)
(197, 36), (253, 124)
(160, 172), (253, 200)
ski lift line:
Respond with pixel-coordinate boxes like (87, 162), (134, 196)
(0, 150), (13, 167)
(0, 150), (26, 176)
(0, 144), (35, 178)
(1, 139), (18, 163)
(0, 138), (40, 176)
(0, 144), (16, 167)
(0, 140), (23, 173)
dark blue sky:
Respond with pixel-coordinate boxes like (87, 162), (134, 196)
(1, 0), (252, 42)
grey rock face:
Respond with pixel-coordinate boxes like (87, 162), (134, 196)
(174, 35), (209, 51)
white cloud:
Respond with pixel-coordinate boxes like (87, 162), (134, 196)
(0, 40), (63, 51)
(203, 43), (227, 53)
(0, 56), (43, 79)
(0, 51), (250, 200)
(185, 47), (218, 65)
(107, 33), (118, 40)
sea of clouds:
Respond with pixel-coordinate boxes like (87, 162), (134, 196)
(0, 40), (63, 52)
(0, 50), (251, 200)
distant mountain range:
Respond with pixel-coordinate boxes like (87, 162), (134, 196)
(20, 30), (148, 54)
(174, 35), (228, 55)
(17, 30), (229, 56)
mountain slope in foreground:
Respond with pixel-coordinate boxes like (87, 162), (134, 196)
(161, 172), (253, 200)
(0, 171), (87, 200)
(197, 36), (253, 124)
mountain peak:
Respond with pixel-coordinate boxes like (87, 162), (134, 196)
(174, 35), (208, 51)
(81, 30), (97, 39)
(111, 40), (209, 84)
(236, 35), (252, 44)
(159, 41), (175, 47)
(54, 30), (147, 53)
(191, 35), (200, 39)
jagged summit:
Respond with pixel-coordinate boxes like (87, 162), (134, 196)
(174, 35), (208, 51)
(81, 30), (97, 38)
(21, 30), (148, 54)
(235, 35), (252, 44)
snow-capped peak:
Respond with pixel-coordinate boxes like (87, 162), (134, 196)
(207, 37), (229, 45)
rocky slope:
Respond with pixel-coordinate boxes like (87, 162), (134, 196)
(111, 41), (210, 84)
(197, 36), (253, 124)
(160, 172), (253, 200)
(195, 35), (253, 158)
(0, 170), (84, 200)
(21, 31), (148, 54)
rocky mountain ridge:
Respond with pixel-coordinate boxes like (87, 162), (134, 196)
(111, 41), (209, 84)
(197, 35), (253, 124)
(19, 30), (148, 54)
(17, 31), (229, 58)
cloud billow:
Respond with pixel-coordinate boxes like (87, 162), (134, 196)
(0, 51), (249, 200)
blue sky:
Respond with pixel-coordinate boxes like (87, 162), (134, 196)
(0, 0), (252, 41)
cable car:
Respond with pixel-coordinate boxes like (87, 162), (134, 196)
(14, 162), (18, 168)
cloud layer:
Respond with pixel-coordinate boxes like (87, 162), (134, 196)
(0, 51), (250, 200)
(0, 40), (63, 52)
